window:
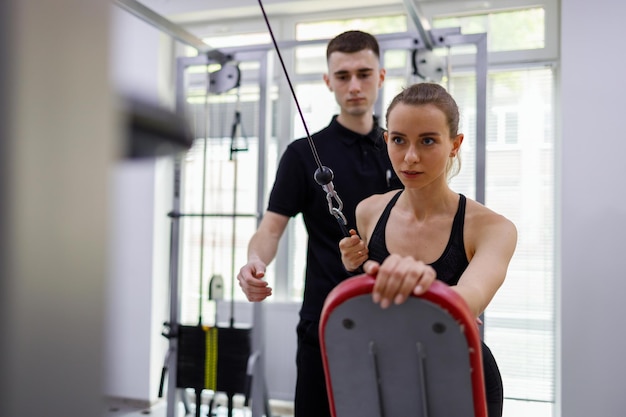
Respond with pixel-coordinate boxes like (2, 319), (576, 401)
(183, 32), (272, 57)
(177, 45), (281, 324)
(449, 68), (555, 416)
(433, 7), (546, 53)
(296, 15), (408, 40)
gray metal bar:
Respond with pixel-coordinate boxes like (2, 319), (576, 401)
(175, 58), (188, 115)
(434, 31), (488, 336)
(474, 33), (488, 206)
(167, 54), (203, 417)
(427, 32), (488, 205)
(113, 0), (227, 62)
(402, 0), (434, 50)
(215, 32), (421, 56)
(165, 155), (183, 417)
(171, 213), (258, 218)
(251, 48), (270, 417)
(256, 50), (269, 261)
(471, 32), (488, 338)
(443, 33), (488, 205)
(429, 27), (463, 47)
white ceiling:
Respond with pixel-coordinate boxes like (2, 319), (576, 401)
(138, 0), (407, 23)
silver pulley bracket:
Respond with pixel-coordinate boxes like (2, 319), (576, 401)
(413, 48), (445, 82)
(209, 63), (241, 94)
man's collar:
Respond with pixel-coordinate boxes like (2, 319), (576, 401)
(329, 115), (383, 147)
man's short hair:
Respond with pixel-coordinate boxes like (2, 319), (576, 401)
(326, 30), (380, 60)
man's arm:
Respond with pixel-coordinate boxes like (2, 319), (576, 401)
(237, 211), (290, 301)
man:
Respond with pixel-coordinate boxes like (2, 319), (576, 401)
(237, 30), (402, 417)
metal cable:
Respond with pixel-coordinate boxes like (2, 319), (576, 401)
(257, 0), (349, 233)
(257, 0), (325, 175)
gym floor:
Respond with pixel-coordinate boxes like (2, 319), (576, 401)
(103, 395), (552, 416)
(104, 394), (294, 417)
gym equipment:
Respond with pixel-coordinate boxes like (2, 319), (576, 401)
(320, 274), (488, 417)
(159, 275), (257, 417)
(158, 61), (268, 417)
(411, 48), (445, 83)
(169, 323), (252, 417)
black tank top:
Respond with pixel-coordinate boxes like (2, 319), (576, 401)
(366, 191), (503, 413)
(367, 191), (469, 285)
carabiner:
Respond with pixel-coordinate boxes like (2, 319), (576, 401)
(323, 182), (348, 227)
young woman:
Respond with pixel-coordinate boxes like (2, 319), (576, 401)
(339, 82), (517, 417)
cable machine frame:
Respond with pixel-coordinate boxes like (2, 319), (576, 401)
(169, 29), (486, 417)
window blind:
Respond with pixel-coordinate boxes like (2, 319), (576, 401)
(450, 68), (556, 404)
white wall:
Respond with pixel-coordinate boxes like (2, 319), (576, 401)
(559, 1), (626, 415)
(105, 6), (173, 404)
(216, 301), (300, 401)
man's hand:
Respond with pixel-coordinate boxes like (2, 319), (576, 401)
(237, 260), (273, 302)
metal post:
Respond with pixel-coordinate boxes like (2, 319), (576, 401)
(402, 0), (434, 50)
(474, 33), (488, 206)
(251, 49), (271, 417)
(428, 30), (488, 205)
(165, 155), (184, 417)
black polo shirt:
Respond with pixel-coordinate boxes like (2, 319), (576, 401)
(267, 115), (402, 321)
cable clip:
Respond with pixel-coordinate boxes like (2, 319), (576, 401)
(323, 182), (347, 226)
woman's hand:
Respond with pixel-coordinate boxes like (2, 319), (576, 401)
(364, 254), (437, 309)
(339, 229), (369, 271)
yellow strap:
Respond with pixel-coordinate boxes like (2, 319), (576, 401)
(204, 327), (218, 390)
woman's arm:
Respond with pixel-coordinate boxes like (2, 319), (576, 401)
(453, 210), (517, 317)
